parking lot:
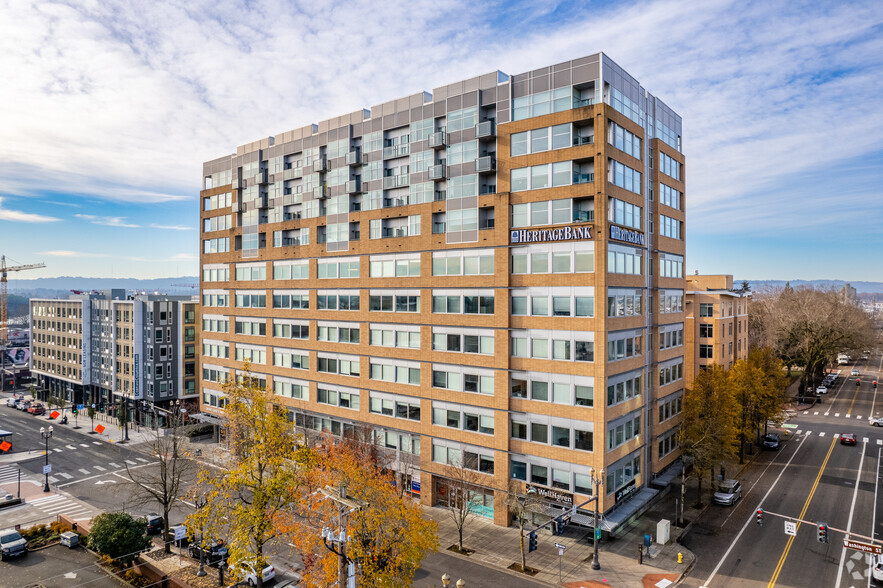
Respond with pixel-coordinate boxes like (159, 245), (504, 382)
(0, 543), (117, 588)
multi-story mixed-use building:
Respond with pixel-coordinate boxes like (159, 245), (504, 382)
(29, 290), (199, 424)
(198, 52), (686, 529)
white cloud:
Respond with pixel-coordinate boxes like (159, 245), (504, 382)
(170, 253), (197, 260)
(39, 250), (81, 257)
(0, 197), (60, 223)
(74, 214), (140, 228)
(151, 224), (193, 231)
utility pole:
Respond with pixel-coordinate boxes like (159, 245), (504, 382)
(320, 485), (362, 588)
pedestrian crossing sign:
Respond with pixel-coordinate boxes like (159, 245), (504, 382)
(95, 424), (105, 434)
(0, 441), (10, 452)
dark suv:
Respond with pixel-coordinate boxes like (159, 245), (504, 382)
(188, 540), (228, 567)
(145, 513), (163, 535)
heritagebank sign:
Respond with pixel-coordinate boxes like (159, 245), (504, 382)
(511, 224), (593, 244)
(609, 225), (645, 246)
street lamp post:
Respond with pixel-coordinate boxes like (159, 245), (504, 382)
(589, 467), (605, 570)
(40, 426), (53, 492)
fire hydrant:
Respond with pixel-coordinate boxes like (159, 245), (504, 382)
(678, 552), (684, 564)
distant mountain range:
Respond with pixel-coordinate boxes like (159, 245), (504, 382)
(7, 276), (199, 297)
(6, 276), (883, 296)
(740, 280), (883, 294)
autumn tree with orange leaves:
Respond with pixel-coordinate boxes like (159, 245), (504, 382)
(284, 437), (438, 587)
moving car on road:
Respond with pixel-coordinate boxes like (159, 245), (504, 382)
(852, 368), (861, 377)
(870, 417), (883, 427)
(840, 433), (857, 446)
(714, 479), (743, 506)
(0, 528), (28, 560)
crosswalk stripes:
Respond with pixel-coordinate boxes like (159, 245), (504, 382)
(52, 448), (62, 453)
(819, 432), (826, 437)
(28, 494), (96, 519)
(834, 433), (840, 439)
(109, 462), (119, 468)
(0, 464), (23, 484)
(58, 472), (73, 480)
(846, 415), (851, 419)
(136, 457), (148, 463)
(93, 465), (106, 471)
(125, 459), (137, 465)
(864, 437), (870, 443)
(78, 468), (90, 475)
(66, 445), (75, 450)
(79, 443), (89, 448)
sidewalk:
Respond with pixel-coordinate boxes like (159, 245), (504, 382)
(424, 479), (697, 588)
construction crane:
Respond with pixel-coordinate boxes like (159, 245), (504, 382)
(1, 255), (46, 345)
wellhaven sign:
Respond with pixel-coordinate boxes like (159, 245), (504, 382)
(511, 225), (593, 244)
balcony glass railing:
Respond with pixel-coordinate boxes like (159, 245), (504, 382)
(572, 210), (594, 222)
(573, 172), (595, 185)
(573, 98), (595, 108)
(432, 222), (446, 234)
(573, 135), (595, 146)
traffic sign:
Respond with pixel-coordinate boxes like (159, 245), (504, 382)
(784, 521), (796, 536)
(595, 527), (602, 540)
(77, 404), (84, 410)
(554, 542), (566, 550)
(42, 464), (52, 474)
(844, 539), (883, 554)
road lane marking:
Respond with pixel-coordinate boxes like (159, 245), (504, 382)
(78, 468), (90, 475)
(59, 472), (73, 480)
(864, 438), (870, 443)
(125, 459), (137, 465)
(878, 440), (882, 446)
(834, 434), (840, 439)
(52, 448), (62, 453)
(57, 462), (152, 488)
(834, 439), (868, 588)
(48, 476), (58, 483)
(868, 447), (881, 586)
(847, 415), (852, 419)
(109, 462), (119, 468)
(136, 457), (148, 463)
(703, 433), (810, 587)
(66, 445), (75, 450)
(814, 411), (819, 415)
(767, 437), (837, 588)
(836, 413), (841, 417)
(79, 443), (89, 448)
(93, 465), (105, 471)
(825, 412), (830, 416)
(820, 432), (826, 437)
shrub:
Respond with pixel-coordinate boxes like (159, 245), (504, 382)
(87, 512), (151, 566)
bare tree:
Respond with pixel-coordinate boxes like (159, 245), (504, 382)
(123, 404), (196, 554)
(441, 457), (487, 553)
(505, 481), (545, 574)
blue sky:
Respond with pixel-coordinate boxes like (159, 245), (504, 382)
(1, 0), (881, 281)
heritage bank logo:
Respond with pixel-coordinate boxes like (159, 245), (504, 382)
(609, 225), (645, 246)
(510, 224), (593, 244)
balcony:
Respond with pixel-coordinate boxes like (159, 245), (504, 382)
(573, 172), (595, 185)
(350, 201), (362, 213)
(428, 131), (447, 148)
(479, 184), (497, 195)
(475, 155), (496, 173)
(312, 157), (327, 172)
(349, 230), (360, 241)
(574, 97), (595, 108)
(345, 179), (362, 194)
(382, 174), (409, 189)
(432, 222), (445, 234)
(346, 149), (362, 166)
(313, 185), (326, 199)
(434, 190), (447, 201)
(283, 211), (302, 221)
(475, 120), (496, 138)
(382, 227), (409, 238)
(253, 169), (268, 185)
(428, 163), (447, 180)
(573, 135), (595, 146)
(573, 210), (594, 222)
(384, 197), (407, 209)
(383, 144), (410, 159)
(282, 237), (304, 246)
(479, 217), (495, 230)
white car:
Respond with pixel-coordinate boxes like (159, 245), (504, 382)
(852, 369), (860, 377)
(869, 417), (883, 427)
(5, 398), (16, 408)
(816, 386), (828, 395)
(714, 479), (742, 506)
(232, 561), (275, 586)
(873, 554), (883, 581)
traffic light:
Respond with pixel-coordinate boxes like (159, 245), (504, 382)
(72, 407), (78, 415)
(874, 380), (878, 389)
(756, 508), (764, 526)
(817, 523), (828, 543)
(528, 531), (537, 552)
(551, 515), (565, 535)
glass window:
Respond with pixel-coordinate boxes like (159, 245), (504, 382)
(531, 165), (549, 190)
(512, 132), (528, 157)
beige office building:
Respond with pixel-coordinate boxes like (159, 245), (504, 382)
(198, 53), (686, 529)
(684, 274), (749, 388)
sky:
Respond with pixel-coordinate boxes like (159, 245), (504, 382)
(1, 0), (881, 282)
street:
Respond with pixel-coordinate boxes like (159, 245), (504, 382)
(682, 351), (883, 587)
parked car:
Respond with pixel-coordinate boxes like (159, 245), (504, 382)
(714, 479), (743, 506)
(17, 400), (31, 411)
(188, 540), (228, 567)
(852, 369), (861, 377)
(816, 386), (828, 395)
(5, 398), (16, 408)
(840, 433), (857, 446)
(231, 560), (276, 586)
(0, 528), (28, 560)
(873, 554), (883, 581)
(763, 433), (781, 450)
(144, 513), (164, 535)
(870, 417), (883, 427)
(27, 403), (45, 415)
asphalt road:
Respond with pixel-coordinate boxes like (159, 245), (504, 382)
(682, 351), (883, 588)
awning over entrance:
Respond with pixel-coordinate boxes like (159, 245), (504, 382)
(600, 486), (659, 532)
(190, 412), (225, 426)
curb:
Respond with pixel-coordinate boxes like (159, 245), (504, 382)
(439, 545), (554, 587)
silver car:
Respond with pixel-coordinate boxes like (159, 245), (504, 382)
(714, 479), (742, 506)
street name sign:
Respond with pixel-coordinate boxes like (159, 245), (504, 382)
(555, 543), (566, 550)
(843, 539), (882, 554)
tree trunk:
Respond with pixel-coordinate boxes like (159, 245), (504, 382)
(697, 475), (703, 507)
(739, 432), (745, 464)
(520, 523), (526, 572)
(679, 463), (686, 526)
(458, 524), (464, 551)
(163, 513), (171, 554)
